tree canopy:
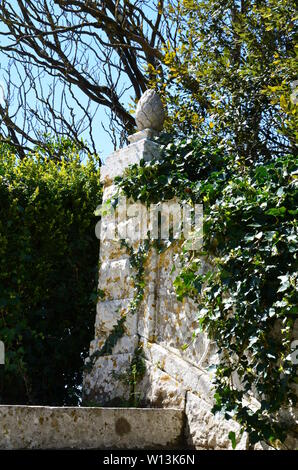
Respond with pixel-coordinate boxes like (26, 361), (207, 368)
(151, 0), (297, 162)
(1, 1), (295, 159)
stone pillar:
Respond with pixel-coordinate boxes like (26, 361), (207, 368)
(82, 90), (249, 448)
(83, 91), (165, 405)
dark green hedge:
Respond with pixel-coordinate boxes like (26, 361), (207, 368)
(0, 141), (102, 405)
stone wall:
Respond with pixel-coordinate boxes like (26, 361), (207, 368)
(83, 130), (249, 450)
(0, 405), (183, 449)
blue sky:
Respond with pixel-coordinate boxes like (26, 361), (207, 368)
(0, 0), (153, 162)
(0, 53), (133, 162)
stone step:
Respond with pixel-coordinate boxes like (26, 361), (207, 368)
(0, 405), (184, 450)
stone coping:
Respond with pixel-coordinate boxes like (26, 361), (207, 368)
(0, 405), (184, 450)
(100, 137), (160, 184)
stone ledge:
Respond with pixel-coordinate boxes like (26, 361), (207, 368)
(142, 342), (215, 403)
(0, 405), (184, 450)
(185, 392), (249, 450)
(100, 138), (160, 184)
(127, 128), (159, 144)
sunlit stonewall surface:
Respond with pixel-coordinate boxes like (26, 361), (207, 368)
(83, 90), (298, 450)
(83, 90), (250, 450)
(0, 405), (183, 449)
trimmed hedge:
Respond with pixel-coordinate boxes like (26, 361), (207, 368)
(0, 141), (102, 405)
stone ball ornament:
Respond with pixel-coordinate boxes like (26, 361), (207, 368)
(135, 89), (165, 132)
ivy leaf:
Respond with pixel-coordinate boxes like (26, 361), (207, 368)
(228, 431), (237, 450)
(266, 207), (286, 217)
(277, 275), (290, 292)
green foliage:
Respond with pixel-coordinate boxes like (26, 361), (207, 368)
(127, 345), (146, 407)
(228, 431), (237, 450)
(0, 141), (102, 405)
(115, 135), (298, 446)
(150, 0), (297, 162)
(121, 238), (151, 314)
(112, 345), (146, 407)
(115, 137), (227, 204)
(85, 239), (149, 388)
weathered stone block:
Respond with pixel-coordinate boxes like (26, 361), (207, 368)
(128, 128), (159, 144)
(138, 293), (157, 343)
(136, 360), (186, 409)
(185, 392), (249, 450)
(157, 293), (218, 369)
(83, 353), (133, 405)
(93, 299), (138, 355)
(185, 392), (248, 450)
(0, 405), (184, 449)
(100, 139), (160, 184)
(99, 258), (134, 300)
(143, 342), (215, 403)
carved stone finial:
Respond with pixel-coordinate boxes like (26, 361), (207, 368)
(135, 89), (165, 132)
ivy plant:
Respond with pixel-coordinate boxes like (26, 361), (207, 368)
(115, 134), (297, 446)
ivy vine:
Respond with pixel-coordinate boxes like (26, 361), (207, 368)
(85, 239), (150, 401)
(114, 135), (298, 446)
